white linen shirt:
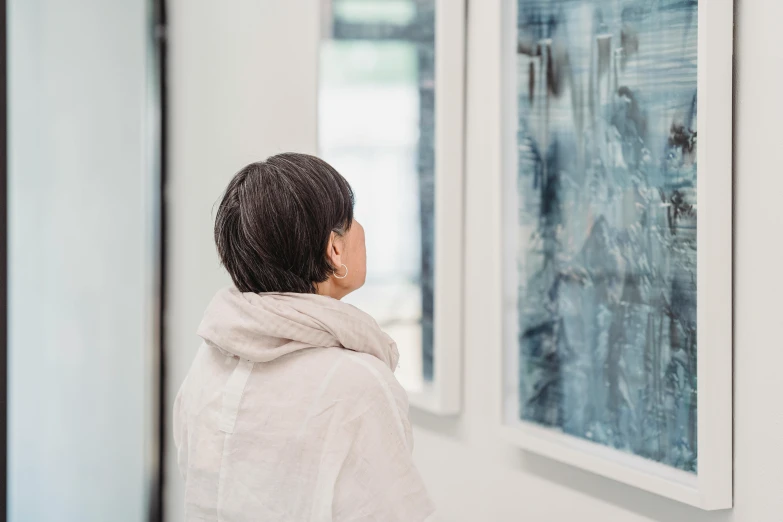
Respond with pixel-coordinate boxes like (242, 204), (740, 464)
(174, 287), (435, 522)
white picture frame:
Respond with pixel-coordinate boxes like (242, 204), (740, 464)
(500, 0), (733, 510)
(317, 0), (466, 415)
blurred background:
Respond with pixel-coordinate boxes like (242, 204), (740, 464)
(2, 1), (783, 522)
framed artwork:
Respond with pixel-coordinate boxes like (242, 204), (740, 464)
(318, 0), (466, 414)
(501, 0), (733, 509)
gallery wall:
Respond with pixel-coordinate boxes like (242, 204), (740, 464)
(166, 0), (783, 521)
(8, 0), (157, 520)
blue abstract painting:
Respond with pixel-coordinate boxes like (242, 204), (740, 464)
(515, 0), (698, 472)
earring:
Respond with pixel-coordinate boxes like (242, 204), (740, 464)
(334, 264), (348, 279)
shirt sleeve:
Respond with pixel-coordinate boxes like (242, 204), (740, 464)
(173, 378), (189, 480)
(331, 354), (436, 522)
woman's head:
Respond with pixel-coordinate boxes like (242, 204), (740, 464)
(214, 153), (366, 299)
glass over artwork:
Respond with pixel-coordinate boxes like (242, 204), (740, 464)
(319, 0), (436, 391)
(513, 0), (699, 472)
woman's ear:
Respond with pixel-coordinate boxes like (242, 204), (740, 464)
(326, 231), (344, 270)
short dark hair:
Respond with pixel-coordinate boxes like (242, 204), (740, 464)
(214, 152), (354, 294)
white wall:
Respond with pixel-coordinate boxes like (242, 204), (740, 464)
(166, 0), (783, 521)
(411, 0), (783, 521)
(8, 1), (156, 521)
(165, 1), (319, 521)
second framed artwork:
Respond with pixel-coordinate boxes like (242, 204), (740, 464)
(317, 0), (466, 414)
(501, 0), (733, 510)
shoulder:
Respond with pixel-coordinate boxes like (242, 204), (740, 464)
(329, 350), (413, 448)
(334, 351), (408, 407)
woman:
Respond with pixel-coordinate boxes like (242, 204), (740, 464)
(173, 153), (435, 521)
